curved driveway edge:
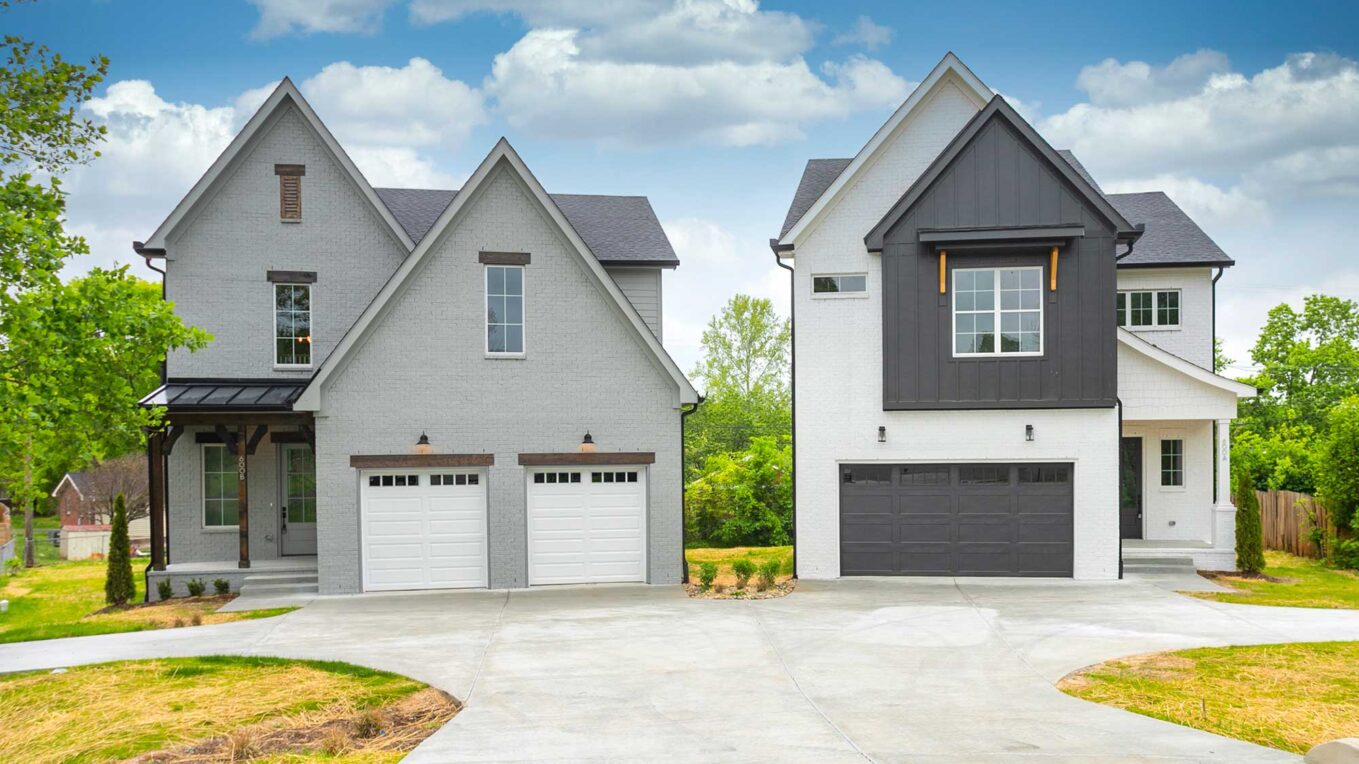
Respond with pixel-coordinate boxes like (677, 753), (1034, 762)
(3, 578), (1358, 762)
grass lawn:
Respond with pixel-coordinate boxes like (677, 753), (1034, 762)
(0, 560), (293, 644)
(1060, 641), (1359, 754)
(8, 514), (62, 565)
(685, 546), (792, 586)
(0, 656), (458, 763)
(1187, 551), (1359, 609)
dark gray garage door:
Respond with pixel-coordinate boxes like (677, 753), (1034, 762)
(840, 463), (1073, 577)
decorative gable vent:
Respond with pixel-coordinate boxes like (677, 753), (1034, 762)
(275, 164), (305, 221)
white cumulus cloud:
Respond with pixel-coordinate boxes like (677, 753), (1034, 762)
(248, 0), (395, 39)
(832, 16), (893, 51)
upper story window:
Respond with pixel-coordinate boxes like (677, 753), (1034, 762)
(1118, 290), (1180, 329)
(953, 267), (1043, 356)
(274, 283), (312, 367)
(812, 274), (866, 296)
(486, 265), (524, 355)
(275, 164), (304, 221)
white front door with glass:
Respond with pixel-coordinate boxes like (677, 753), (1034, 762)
(281, 445), (317, 555)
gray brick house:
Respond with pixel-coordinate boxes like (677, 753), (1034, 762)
(137, 79), (698, 596)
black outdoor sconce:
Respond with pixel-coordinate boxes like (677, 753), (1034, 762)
(878, 426), (887, 443)
(1025, 424), (1035, 442)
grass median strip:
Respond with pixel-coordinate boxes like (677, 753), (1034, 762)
(1060, 641), (1359, 754)
(1187, 551), (1359, 609)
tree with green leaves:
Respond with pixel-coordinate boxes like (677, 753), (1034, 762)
(0, 271), (210, 566)
(685, 436), (791, 547)
(1316, 396), (1359, 535)
(1213, 337), (1234, 375)
(686, 295), (790, 480)
(1233, 470), (1265, 574)
(104, 493), (134, 605)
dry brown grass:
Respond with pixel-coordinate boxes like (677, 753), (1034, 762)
(1059, 641), (1359, 754)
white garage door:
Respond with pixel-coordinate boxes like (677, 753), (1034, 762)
(527, 467), (647, 585)
(361, 470), (487, 592)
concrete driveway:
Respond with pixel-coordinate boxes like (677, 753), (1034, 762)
(3, 574), (1359, 762)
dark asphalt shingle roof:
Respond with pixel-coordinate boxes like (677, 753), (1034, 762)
(776, 151), (1233, 268)
(778, 158), (852, 239)
(375, 188), (679, 267)
(61, 471), (93, 497)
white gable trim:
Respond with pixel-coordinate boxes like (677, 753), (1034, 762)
(51, 473), (83, 499)
(1118, 329), (1255, 398)
(294, 138), (698, 411)
(141, 78), (414, 253)
(777, 52), (993, 250)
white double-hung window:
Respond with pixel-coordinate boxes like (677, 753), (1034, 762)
(1117, 289), (1180, 328)
(953, 266), (1043, 356)
(486, 265), (524, 355)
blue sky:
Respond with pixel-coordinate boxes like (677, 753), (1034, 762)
(11, 0), (1359, 372)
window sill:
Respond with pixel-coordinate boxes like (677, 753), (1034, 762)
(273, 365), (313, 372)
(201, 526), (240, 533)
(811, 292), (869, 300)
(1124, 325), (1182, 332)
(280, 218), (302, 224)
(952, 352), (1045, 359)
(1158, 484), (1187, 493)
(485, 353), (527, 360)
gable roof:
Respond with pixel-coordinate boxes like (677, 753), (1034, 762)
(1107, 191), (1235, 269)
(1118, 329), (1255, 397)
(375, 188), (679, 267)
(776, 52), (993, 250)
(137, 78), (414, 254)
(52, 472), (91, 499)
(865, 96), (1140, 252)
(295, 139), (699, 411)
(779, 159), (852, 239)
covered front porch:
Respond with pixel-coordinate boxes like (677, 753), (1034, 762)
(141, 380), (317, 596)
(1117, 331), (1255, 571)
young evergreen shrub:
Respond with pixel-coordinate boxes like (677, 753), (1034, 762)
(213, 578), (230, 595)
(757, 559), (781, 591)
(103, 494), (135, 606)
(186, 578), (206, 597)
(1234, 471), (1266, 574)
(697, 562), (718, 591)
(731, 559), (756, 588)
(157, 579), (174, 601)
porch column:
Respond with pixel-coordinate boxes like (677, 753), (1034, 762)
(1213, 418), (1237, 551)
(147, 430), (166, 571)
(237, 424), (250, 569)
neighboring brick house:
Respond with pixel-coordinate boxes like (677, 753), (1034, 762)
(52, 470), (152, 559)
(136, 79), (697, 596)
(773, 54), (1253, 580)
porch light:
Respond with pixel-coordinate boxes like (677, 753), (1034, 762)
(1025, 424), (1035, 442)
(414, 432), (432, 455)
(579, 432), (596, 453)
(877, 426), (887, 443)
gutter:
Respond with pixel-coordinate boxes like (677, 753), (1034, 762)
(1114, 224), (1145, 261)
(1211, 266), (1225, 505)
(139, 242), (170, 598)
(679, 398), (704, 584)
(774, 244), (797, 579)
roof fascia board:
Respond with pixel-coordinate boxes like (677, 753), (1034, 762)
(777, 52), (993, 248)
(864, 97), (1137, 252)
(51, 474), (80, 499)
(1117, 329), (1255, 398)
(142, 79), (415, 253)
(295, 139), (698, 411)
(1118, 259), (1236, 269)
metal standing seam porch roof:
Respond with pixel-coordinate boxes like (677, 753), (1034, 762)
(139, 379), (308, 411)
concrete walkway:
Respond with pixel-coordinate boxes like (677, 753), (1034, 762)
(3, 576), (1358, 762)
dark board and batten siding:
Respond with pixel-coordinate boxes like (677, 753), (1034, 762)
(879, 116), (1119, 410)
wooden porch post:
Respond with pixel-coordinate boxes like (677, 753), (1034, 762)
(237, 424), (250, 569)
(147, 430), (166, 571)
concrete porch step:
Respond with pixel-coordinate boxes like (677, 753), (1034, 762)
(239, 581), (318, 596)
(240, 570), (318, 596)
(1123, 556), (1197, 567)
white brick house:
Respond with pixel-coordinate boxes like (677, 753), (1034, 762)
(137, 79), (697, 596)
(774, 54), (1253, 580)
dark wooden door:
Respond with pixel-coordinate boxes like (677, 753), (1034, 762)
(1120, 437), (1143, 539)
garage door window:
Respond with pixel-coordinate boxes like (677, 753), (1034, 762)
(431, 474), (479, 486)
(1018, 465), (1070, 484)
(367, 474), (420, 487)
(534, 471), (581, 484)
(591, 471), (638, 483)
(959, 465), (1009, 485)
(842, 465), (892, 485)
(900, 465), (949, 485)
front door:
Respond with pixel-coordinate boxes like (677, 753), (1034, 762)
(281, 445), (317, 555)
(1119, 437), (1143, 539)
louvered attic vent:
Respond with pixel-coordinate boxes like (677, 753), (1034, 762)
(275, 164), (304, 221)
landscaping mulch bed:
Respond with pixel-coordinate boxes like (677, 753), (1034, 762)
(133, 687), (460, 763)
(684, 579), (796, 600)
(1198, 570), (1294, 584)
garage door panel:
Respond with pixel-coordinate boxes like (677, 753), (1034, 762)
(361, 473), (487, 592)
(840, 462), (1073, 577)
(529, 468), (646, 585)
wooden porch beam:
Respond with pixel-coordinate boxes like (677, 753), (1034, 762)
(163, 425), (185, 456)
(146, 430), (166, 572)
(169, 412), (311, 427)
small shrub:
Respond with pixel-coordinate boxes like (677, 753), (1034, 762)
(355, 707), (386, 739)
(1331, 538), (1359, 570)
(1233, 471), (1265, 574)
(4, 558), (21, 577)
(757, 559), (781, 591)
(320, 726), (351, 755)
(697, 562), (718, 591)
(156, 579), (174, 601)
(190, 612), (204, 626)
(186, 578), (206, 597)
(172, 617), (186, 628)
(225, 727), (260, 762)
(104, 494), (135, 606)
(213, 578), (230, 595)
(731, 559), (756, 588)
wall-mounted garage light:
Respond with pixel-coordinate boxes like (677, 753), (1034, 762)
(878, 426), (887, 443)
(1025, 425), (1035, 442)
(414, 432), (433, 455)
(579, 432), (596, 453)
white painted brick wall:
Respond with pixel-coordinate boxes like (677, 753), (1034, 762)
(165, 105), (408, 379)
(1116, 267), (1215, 369)
(315, 165), (682, 593)
(1122, 420), (1214, 542)
(1118, 342), (1238, 421)
(790, 77), (1121, 580)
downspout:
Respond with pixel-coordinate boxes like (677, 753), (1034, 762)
(1211, 267), (1225, 504)
(679, 398), (703, 584)
(774, 245), (797, 579)
(1116, 396), (1124, 580)
(141, 251), (168, 601)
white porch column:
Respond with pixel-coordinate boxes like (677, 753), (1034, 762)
(1213, 418), (1237, 551)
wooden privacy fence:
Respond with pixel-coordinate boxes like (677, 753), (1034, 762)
(1256, 490), (1333, 558)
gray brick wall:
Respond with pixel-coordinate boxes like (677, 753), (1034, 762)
(165, 104), (408, 380)
(166, 428), (284, 563)
(315, 163), (683, 593)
